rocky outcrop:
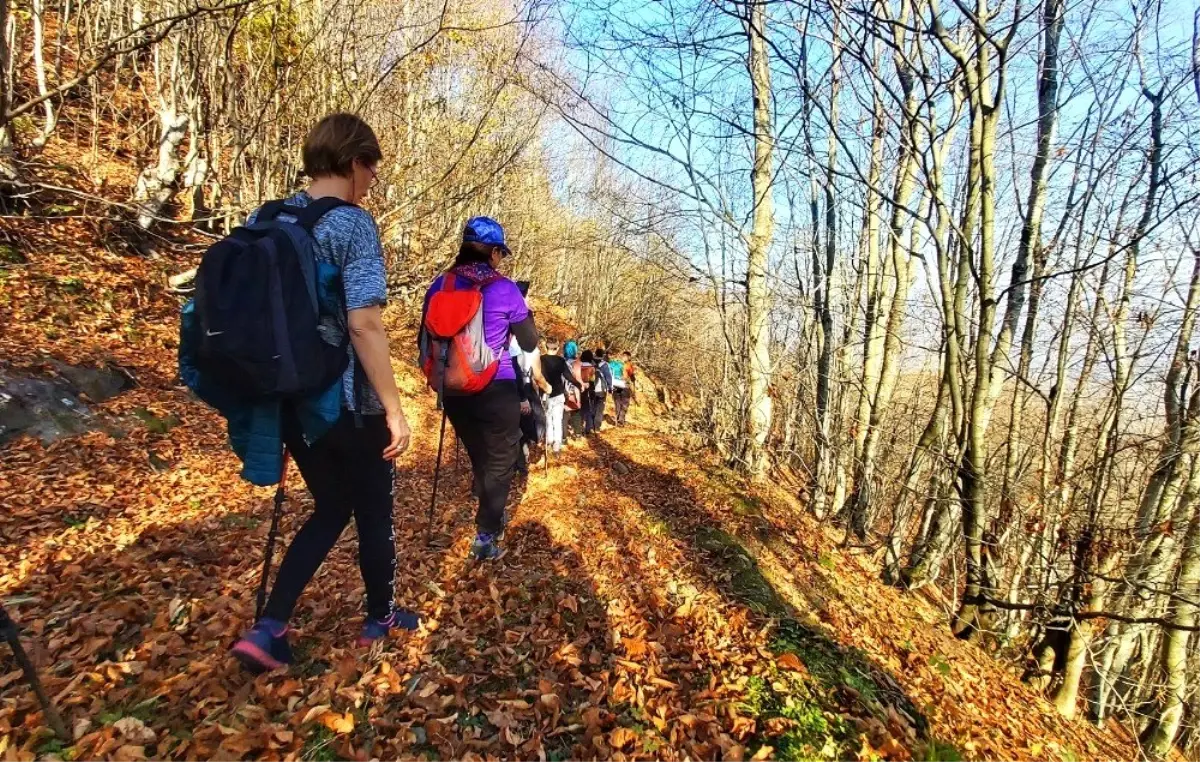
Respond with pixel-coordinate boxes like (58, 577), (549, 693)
(0, 360), (134, 444)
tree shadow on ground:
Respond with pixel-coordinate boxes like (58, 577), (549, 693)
(0, 451), (448, 757)
(0, 425), (621, 762)
(583, 433), (962, 761)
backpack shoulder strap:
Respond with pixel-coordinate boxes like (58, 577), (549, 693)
(254, 199), (290, 223)
(293, 197), (355, 231)
(440, 273), (457, 293)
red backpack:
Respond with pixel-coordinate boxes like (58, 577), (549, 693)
(565, 359), (591, 411)
(419, 274), (499, 402)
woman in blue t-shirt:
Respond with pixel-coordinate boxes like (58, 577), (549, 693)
(232, 113), (417, 674)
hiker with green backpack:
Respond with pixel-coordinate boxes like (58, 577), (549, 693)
(180, 113), (419, 673)
(418, 217), (538, 561)
(609, 350), (635, 426)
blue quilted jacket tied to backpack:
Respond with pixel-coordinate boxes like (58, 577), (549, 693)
(179, 259), (344, 487)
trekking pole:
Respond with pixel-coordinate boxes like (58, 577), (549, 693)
(255, 449), (290, 621)
(455, 436), (461, 471)
(0, 604), (69, 740)
(425, 410), (449, 543)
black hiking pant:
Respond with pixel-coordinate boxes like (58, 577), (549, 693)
(263, 409), (396, 623)
(590, 393), (607, 432)
(444, 381), (521, 535)
(566, 405), (585, 438)
(613, 388), (631, 425)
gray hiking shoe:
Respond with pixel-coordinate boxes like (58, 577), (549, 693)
(468, 532), (506, 562)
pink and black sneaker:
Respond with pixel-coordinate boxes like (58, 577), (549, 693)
(232, 618), (293, 673)
(356, 608), (420, 647)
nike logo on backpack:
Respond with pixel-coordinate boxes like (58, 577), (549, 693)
(205, 329), (225, 337)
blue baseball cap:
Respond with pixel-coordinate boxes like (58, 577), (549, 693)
(463, 216), (511, 256)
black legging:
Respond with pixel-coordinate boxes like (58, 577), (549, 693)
(443, 381), (521, 535)
(263, 409), (396, 623)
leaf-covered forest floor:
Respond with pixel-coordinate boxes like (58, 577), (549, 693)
(1, 145), (1141, 762)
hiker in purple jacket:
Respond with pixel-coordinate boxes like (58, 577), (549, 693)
(421, 217), (537, 561)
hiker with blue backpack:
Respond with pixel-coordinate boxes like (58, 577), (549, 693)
(591, 348), (614, 432)
(419, 217), (538, 561)
(180, 113), (419, 673)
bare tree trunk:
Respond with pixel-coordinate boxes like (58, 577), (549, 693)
(848, 64), (886, 531)
(1086, 85), (1167, 722)
(1142, 27), (1200, 755)
(1141, 487), (1200, 759)
(1053, 551), (1119, 716)
(851, 19), (921, 540)
(133, 38), (190, 229)
(0, 0), (15, 180)
(904, 474), (960, 590)
(1055, 127), (1158, 715)
(942, 3), (1010, 639)
(743, 0), (774, 476)
(996, 0), (1063, 639)
(809, 11), (841, 519)
(888, 369), (947, 585)
(30, 0), (57, 147)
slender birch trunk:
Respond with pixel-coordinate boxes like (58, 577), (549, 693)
(847, 63), (886, 529)
(996, 0), (1063, 636)
(851, 17), (921, 540)
(744, 0), (774, 476)
(810, 12), (841, 519)
(0, 0), (15, 179)
(30, 0), (57, 146)
(931, 0), (1013, 639)
(1142, 493), (1200, 758)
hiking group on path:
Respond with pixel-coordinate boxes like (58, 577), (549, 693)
(178, 113), (639, 672)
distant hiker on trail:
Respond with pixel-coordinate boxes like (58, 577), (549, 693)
(419, 216), (537, 561)
(509, 285), (549, 473)
(610, 350), (635, 426)
(578, 349), (598, 435)
(180, 113), (417, 673)
(517, 281), (551, 469)
(563, 339), (585, 439)
(591, 348), (614, 432)
(539, 338), (582, 455)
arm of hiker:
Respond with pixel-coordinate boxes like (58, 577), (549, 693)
(565, 363), (583, 388)
(341, 213), (409, 459)
(348, 306), (410, 459)
(511, 314), (538, 353)
(531, 355), (551, 394)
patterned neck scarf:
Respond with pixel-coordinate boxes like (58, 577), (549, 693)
(451, 261), (502, 285)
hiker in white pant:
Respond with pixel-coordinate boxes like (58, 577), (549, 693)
(538, 338), (581, 454)
(545, 394), (566, 452)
